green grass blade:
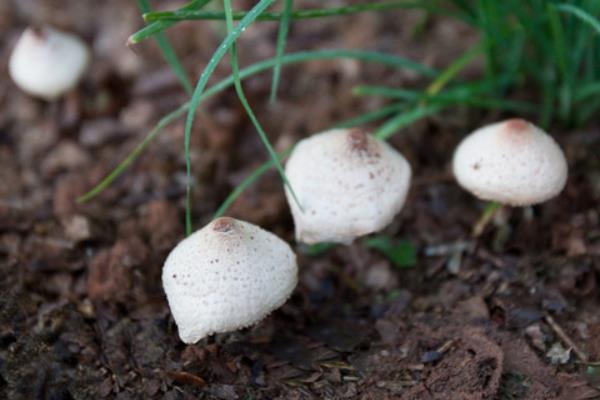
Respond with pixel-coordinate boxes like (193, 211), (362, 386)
(575, 82), (600, 101)
(353, 85), (419, 101)
(355, 74), (513, 102)
(365, 236), (416, 268)
(137, 0), (193, 95)
(448, 0), (476, 21)
(473, 0), (497, 80)
(77, 103), (189, 203)
(129, 0), (212, 44)
(270, 0), (294, 103)
(223, 0), (302, 214)
(202, 49), (437, 100)
(454, 97), (538, 113)
(375, 105), (443, 140)
(144, 1), (438, 23)
(183, 0), (276, 235)
(300, 242), (337, 256)
(213, 148), (293, 219)
(335, 103), (405, 128)
(547, 3), (571, 121)
(577, 97), (600, 126)
(355, 85), (537, 114)
(79, 49), (435, 204)
(425, 42), (483, 96)
(215, 49), (437, 88)
(556, 3), (600, 34)
(540, 70), (557, 129)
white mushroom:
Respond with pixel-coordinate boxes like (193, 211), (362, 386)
(452, 118), (568, 206)
(162, 217), (297, 344)
(9, 26), (89, 100)
(284, 128), (412, 244)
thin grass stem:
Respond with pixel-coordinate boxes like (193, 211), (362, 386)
(183, 0), (276, 235)
(270, 0), (294, 103)
(78, 49), (438, 204)
(137, 0), (194, 94)
(222, 0), (303, 215)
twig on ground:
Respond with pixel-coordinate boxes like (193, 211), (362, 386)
(545, 314), (588, 363)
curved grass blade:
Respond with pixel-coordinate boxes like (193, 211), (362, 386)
(223, 0), (302, 214)
(76, 103), (189, 203)
(137, 0), (193, 94)
(556, 4), (600, 34)
(547, 3), (571, 122)
(575, 82), (600, 101)
(144, 1), (436, 23)
(137, 1), (466, 40)
(577, 97), (600, 126)
(425, 43), (483, 97)
(375, 104), (443, 140)
(78, 49), (437, 204)
(183, 0), (276, 235)
(353, 86), (420, 101)
(372, 44), (481, 141)
(213, 147), (292, 219)
(270, 0), (294, 103)
(334, 103), (405, 128)
(354, 85), (537, 114)
(438, 96), (537, 113)
(354, 75), (512, 101)
(129, 0), (212, 44)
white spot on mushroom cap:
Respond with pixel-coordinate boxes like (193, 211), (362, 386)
(162, 217), (298, 344)
(9, 26), (89, 100)
(284, 128), (412, 244)
(452, 119), (568, 206)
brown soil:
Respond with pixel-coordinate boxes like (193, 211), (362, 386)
(1, 1), (599, 399)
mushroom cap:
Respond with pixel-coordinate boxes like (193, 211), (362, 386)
(284, 128), (412, 244)
(162, 217), (297, 344)
(9, 26), (89, 100)
(452, 119), (568, 206)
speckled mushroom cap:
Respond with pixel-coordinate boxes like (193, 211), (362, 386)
(9, 26), (89, 100)
(284, 128), (412, 244)
(162, 217), (297, 344)
(452, 119), (568, 206)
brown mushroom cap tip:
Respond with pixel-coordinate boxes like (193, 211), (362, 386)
(212, 217), (235, 233)
(503, 118), (530, 133)
(30, 25), (47, 39)
(347, 129), (369, 151)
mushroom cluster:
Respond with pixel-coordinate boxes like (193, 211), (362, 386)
(11, 13), (570, 348)
(161, 119), (568, 344)
(162, 128), (413, 343)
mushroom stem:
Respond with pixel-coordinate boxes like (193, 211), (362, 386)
(472, 201), (502, 237)
(522, 206), (534, 222)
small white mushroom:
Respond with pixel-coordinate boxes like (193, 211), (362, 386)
(284, 128), (412, 244)
(452, 118), (568, 206)
(162, 217), (297, 344)
(9, 26), (89, 100)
